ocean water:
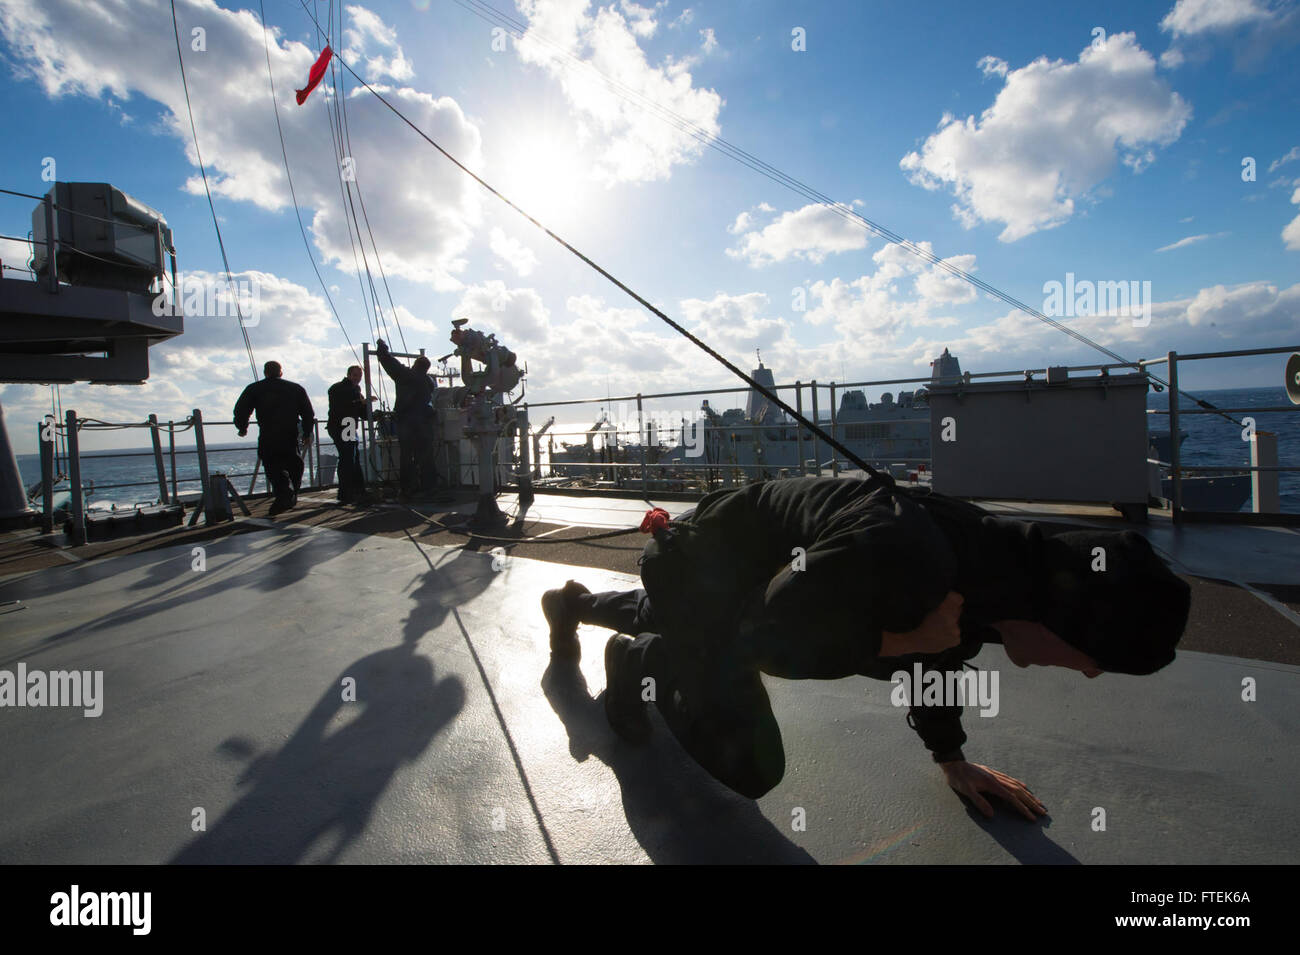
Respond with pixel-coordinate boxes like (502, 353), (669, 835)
(13, 387), (1299, 512)
(1153, 386), (1298, 511)
(16, 442), (271, 508)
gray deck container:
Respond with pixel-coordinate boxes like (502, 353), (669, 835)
(926, 370), (1150, 508)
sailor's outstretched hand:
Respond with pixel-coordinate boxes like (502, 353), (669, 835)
(941, 761), (1046, 821)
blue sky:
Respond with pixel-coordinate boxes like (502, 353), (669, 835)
(2, 0), (1299, 451)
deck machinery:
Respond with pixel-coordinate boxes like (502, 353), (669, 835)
(363, 319), (525, 523)
(449, 318), (524, 522)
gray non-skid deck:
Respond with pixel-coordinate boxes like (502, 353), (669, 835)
(0, 513), (1297, 864)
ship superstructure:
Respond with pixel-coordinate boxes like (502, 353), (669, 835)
(548, 348), (963, 485)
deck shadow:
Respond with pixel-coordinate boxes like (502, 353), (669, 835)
(0, 526), (363, 666)
(541, 660), (816, 864)
(170, 551), (493, 863)
(171, 640), (465, 864)
(953, 801), (1080, 864)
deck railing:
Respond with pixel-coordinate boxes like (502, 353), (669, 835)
(37, 409), (335, 543)
(33, 348), (1299, 540)
(519, 350), (1300, 518)
(1141, 347), (1299, 523)
(519, 363), (1145, 492)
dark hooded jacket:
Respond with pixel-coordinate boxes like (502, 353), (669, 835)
(643, 474), (1189, 760)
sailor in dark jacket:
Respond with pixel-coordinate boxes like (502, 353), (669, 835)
(233, 361), (315, 513)
(374, 338), (437, 497)
(542, 474), (1192, 809)
(326, 365), (370, 504)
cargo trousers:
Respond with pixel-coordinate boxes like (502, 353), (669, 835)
(581, 521), (787, 799)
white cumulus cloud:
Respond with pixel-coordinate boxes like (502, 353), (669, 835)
(452, 281), (551, 345)
(489, 227), (540, 276)
(1158, 0), (1282, 69)
(619, 1), (662, 38)
(1283, 185), (1300, 251)
(0, 0), (484, 294)
(513, 0), (723, 185)
(727, 202), (869, 267)
(930, 279), (1300, 372)
(1160, 0), (1273, 37)
(343, 4), (415, 81)
(678, 291), (793, 358)
(900, 32), (1191, 242)
(798, 241), (979, 348)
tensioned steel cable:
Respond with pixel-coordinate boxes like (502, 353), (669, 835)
(169, 0), (259, 381)
(330, 2), (408, 352)
(257, 0), (360, 364)
(444, 0), (1247, 430)
(324, 25), (384, 348)
(293, 0), (889, 479)
(327, 1), (391, 349)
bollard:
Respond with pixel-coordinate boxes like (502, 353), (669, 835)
(809, 380), (821, 477)
(1167, 352), (1182, 521)
(168, 421), (178, 503)
(192, 409), (215, 524)
(149, 414), (169, 504)
(1250, 431), (1280, 513)
(794, 381), (804, 477)
(829, 382), (839, 477)
(65, 410), (85, 545)
(207, 471), (234, 523)
(39, 419), (54, 534)
(517, 408), (534, 505)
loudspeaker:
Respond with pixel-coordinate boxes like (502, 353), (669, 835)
(1286, 352), (1300, 405)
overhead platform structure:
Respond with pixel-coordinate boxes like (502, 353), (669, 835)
(0, 278), (183, 383)
(0, 181), (183, 384)
(0, 181), (184, 528)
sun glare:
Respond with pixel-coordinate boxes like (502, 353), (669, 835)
(496, 134), (592, 230)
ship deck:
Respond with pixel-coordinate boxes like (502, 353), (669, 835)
(0, 489), (1297, 864)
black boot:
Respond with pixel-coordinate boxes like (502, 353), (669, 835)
(603, 634), (652, 744)
(541, 580), (590, 660)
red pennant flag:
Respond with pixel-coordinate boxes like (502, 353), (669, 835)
(295, 45), (333, 105)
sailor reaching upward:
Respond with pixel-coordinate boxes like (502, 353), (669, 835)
(375, 338), (438, 498)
